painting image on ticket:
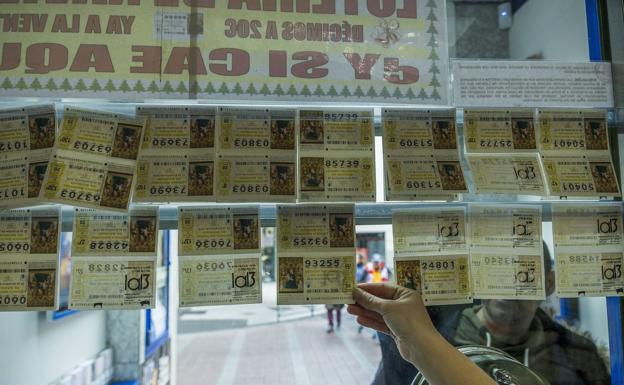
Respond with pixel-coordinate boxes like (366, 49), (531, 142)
(111, 121), (142, 160)
(556, 252), (624, 297)
(30, 215), (59, 254)
(395, 260), (422, 291)
(277, 255), (355, 305)
(28, 108), (56, 150)
(100, 172), (133, 209)
(190, 115), (215, 149)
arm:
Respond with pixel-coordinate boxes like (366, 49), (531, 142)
(347, 283), (497, 385)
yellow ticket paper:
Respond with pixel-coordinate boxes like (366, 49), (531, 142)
(0, 207), (60, 311)
(299, 155), (375, 202)
(538, 110), (609, 154)
(137, 106), (216, 152)
(552, 203), (624, 297)
(178, 207), (261, 306)
(469, 204), (545, 300)
(542, 155), (621, 197)
(0, 105), (56, 154)
(467, 154), (547, 195)
(383, 109), (457, 155)
(393, 208), (468, 255)
(0, 150), (51, 209)
(299, 110), (374, 152)
(395, 255), (471, 305)
(134, 154), (215, 203)
(464, 109), (536, 153)
(41, 150), (136, 212)
(277, 204), (356, 304)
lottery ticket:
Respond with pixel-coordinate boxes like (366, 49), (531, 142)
(552, 203), (623, 249)
(0, 104), (56, 153)
(392, 207), (468, 255)
(134, 153), (215, 203)
(395, 255), (472, 305)
(464, 109), (536, 153)
(298, 154), (375, 202)
(0, 207), (60, 311)
(538, 109), (609, 154)
(382, 109), (457, 155)
(542, 155), (621, 197)
(178, 206), (262, 306)
(470, 205), (542, 251)
(40, 150), (136, 212)
(0, 150), (51, 209)
(555, 252), (624, 297)
(299, 109), (374, 152)
(277, 204), (356, 305)
(466, 153), (547, 195)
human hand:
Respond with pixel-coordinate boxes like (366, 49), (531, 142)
(347, 283), (437, 363)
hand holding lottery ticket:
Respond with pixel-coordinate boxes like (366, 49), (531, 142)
(348, 283), (496, 385)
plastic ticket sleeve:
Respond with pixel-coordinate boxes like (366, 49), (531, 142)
(58, 107), (145, 162)
(72, 207), (158, 257)
(277, 204), (355, 253)
(470, 205), (542, 251)
(134, 153), (215, 202)
(0, 255), (58, 311)
(41, 151), (135, 211)
(467, 154), (547, 195)
(382, 109), (457, 155)
(0, 150), (51, 209)
(0, 207), (60, 256)
(395, 255), (472, 305)
(69, 257), (156, 310)
(470, 252), (545, 300)
(138, 106), (190, 150)
(299, 109), (374, 152)
(277, 254), (355, 305)
(385, 155), (467, 200)
(178, 206), (260, 256)
(393, 208), (467, 255)
(219, 107), (296, 154)
(0, 104), (56, 152)
(178, 255), (262, 306)
(542, 155), (621, 197)
(464, 109), (536, 153)
(538, 109), (609, 153)
(216, 155), (296, 202)
(552, 204), (623, 248)
(555, 252), (624, 297)
(298, 154), (375, 202)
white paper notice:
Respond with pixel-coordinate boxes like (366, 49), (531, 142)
(452, 60), (614, 108)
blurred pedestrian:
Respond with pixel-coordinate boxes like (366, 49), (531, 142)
(326, 304), (344, 333)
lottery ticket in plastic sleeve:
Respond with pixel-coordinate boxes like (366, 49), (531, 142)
(393, 208), (467, 255)
(58, 107), (145, 163)
(216, 154), (296, 202)
(178, 206), (260, 256)
(395, 255), (472, 305)
(0, 207), (60, 256)
(552, 204), (623, 249)
(382, 109), (457, 155)
(138, 106), (216, 152)
(69, 257), (156, 310)
(542, 155), (621, 197)
(72, 207), (159, 257)
(471, 252), (545, 300)
(385, 154), (467, 200)
(218, 107), (296, 154)
(299, 109), (374, 152)
(277, 204), (355, 254)
(134, 153), (215, 203)
(0, 150), (51, 209)
(467, 154), (547, 195)
(299, 154), (375, 202)
(538, 109), (609, 154)
(277, 254), (355, 305)
(464, 109), (536, 153)
(41, 150), (135, 212)
(556, 252), (624, 297)
(470, 205), (542, 251)
(0, 104), (56, 153)
(179, 255), (262, 306)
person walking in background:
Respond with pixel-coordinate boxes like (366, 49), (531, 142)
(367, 255), (390, 283)
(326, 304), (344, 333)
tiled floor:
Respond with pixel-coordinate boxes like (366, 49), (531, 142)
(177, 315), (382, 385)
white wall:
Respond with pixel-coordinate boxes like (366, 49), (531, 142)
(509, 0), (589, 61)
(0, 311), (106, 385)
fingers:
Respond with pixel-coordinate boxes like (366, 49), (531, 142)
(352, 287), (387, 312)
(355, 315), (391, 335)
(357, 283), (401, 300)
(346, 304), (386, 324)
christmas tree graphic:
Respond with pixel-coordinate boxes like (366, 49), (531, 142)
(426, 0), (441, 100)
